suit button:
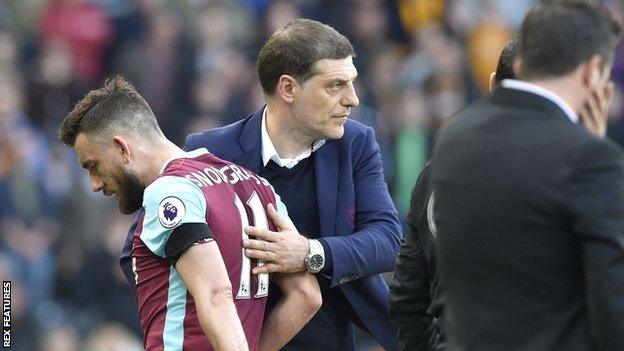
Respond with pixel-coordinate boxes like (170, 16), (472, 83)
(339, 277), (350, 285)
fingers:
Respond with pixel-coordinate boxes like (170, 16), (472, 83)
(252, 263), (280, 274)
(244, 226), (278, 242)
(580, 83), (611, 138)
(587, 90), (601, 121)
(604, 81), (614, 108)
(244, 247), (277, 262)
(243, 238), (275, 251)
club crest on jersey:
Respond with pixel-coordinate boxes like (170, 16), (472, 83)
(158, 196), (186, 228)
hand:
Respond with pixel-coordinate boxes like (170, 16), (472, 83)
(243, 203), (309, 274)
(580, 81), (614, 138)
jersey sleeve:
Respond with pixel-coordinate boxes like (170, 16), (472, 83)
(141, 176), (208, 258)
(269, 184), (296, 229)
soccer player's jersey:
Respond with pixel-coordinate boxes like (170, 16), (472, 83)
(131, 148), (286, 351)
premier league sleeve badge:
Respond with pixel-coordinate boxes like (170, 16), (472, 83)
(158, 196), (186, 228)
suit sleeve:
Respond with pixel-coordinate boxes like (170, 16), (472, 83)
(389, 164), (435, 351)
(565, 138), (624, 350)
(320, 126), (402, 287)
(184, 133), (199, 152)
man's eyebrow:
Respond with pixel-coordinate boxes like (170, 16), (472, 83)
(327, 74), (359, 83)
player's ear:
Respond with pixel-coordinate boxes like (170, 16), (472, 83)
(489, 72), (497, 92)
(276, 74), (297, 104)
(112, 136), (131, 163)
(513, 58), (522, 79)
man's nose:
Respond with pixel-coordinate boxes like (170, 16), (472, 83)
(341, 82), (360, 108)
(90, 175), (104, 192)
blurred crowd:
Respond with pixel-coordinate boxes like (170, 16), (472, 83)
(2, 0), (624, 350)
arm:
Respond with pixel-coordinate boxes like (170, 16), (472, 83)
(565, 139), (624, 350)
(244, 201), (322, 350)
(242, 126), (402, 285)
(320, 126), (402, 286)
(176, 242), (249, 351)
(259, 271), (321, 351)
(389, 163), (435, 351)
(141, 176), (248, 350)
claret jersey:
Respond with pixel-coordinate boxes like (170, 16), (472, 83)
(131, 148), (288, 351)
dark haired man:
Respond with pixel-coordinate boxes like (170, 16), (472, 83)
(59, 76), (321, 351)
(120, 18), (402, 351)
(432, 1), (624, 350)
(389, 35), (521, 351)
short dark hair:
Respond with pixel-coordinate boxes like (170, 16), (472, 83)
(495, 34), (521, 83)
(58, 75), (162, 146)
(257, 18), (355, 96)
(520, 0), (621, 80)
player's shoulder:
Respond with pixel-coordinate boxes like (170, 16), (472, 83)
(145, 175), (203, 203)
(143, 175), (207, 228)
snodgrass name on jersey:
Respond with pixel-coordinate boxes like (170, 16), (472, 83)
(185, 164), (270, 188)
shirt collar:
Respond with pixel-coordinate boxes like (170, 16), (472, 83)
(158, 148), (209, 175)
(501, 79), (579, 124)
(260, 106), (325, 169)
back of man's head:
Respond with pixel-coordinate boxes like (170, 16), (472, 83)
(257, 18), (355, 97)
(495, 34), (521, 84)
(520, 0), (620, 80)
(58, 76), (162, 147)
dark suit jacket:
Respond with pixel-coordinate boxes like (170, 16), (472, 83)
(120, 107), (402, 350)
(389, 161), (445, 351)
(431, 87), (624, 351)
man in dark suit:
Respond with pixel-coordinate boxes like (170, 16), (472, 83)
(431, 1), (624, 350)
(389, 28), (616, 351)
(121, 18), (401, 351)
(389, 35), (521, 351)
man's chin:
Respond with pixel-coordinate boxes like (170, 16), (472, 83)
(327, 126), (345, 140)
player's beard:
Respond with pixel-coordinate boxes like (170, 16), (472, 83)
(116, 168), (145, 215)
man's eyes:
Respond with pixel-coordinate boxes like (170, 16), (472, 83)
(328, 82), (343, 91)
(85, 163), (97, 173)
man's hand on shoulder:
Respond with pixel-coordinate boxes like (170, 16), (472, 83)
(243, 203), (309, 274)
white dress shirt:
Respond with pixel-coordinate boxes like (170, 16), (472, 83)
(260, 106), (325, 169)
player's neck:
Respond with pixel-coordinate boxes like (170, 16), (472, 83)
(141, 139), (184, 186)
(265, 104), (315, 159)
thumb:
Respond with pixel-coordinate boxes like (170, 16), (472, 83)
(267, 203), (295, 230)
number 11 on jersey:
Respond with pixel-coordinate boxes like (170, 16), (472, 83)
(234, 192), (269, 299)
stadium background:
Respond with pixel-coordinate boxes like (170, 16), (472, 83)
(1, 0), (624, 350)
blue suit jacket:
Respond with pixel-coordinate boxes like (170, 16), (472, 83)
(120, 108), (401, 350)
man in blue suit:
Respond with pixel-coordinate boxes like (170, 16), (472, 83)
(121, 18), (401, 350)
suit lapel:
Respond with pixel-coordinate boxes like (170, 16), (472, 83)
(234, 107), (264, 173)
(314, 141), (339, 237)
